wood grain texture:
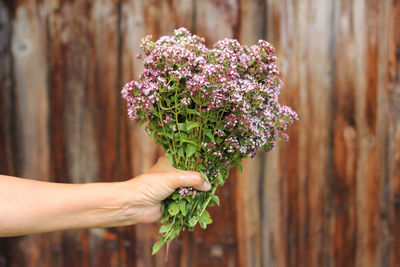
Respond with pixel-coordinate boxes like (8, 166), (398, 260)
(12, 0), (49, 181)
(385, 1), (400, 266)
(263, 1), (333, 266)
(0, 0), (399, 266)
(0, 0), (15, 176)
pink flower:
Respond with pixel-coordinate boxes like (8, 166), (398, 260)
(180, 97), (191, 106)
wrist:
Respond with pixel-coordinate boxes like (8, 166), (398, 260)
(88, 180), (143, 228)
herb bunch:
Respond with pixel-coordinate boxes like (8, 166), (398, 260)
(121, 28), (298, 254)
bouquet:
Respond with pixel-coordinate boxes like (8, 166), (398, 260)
(121, 28), (298, 254)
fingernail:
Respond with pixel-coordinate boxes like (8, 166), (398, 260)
(203, 181), (211, 191)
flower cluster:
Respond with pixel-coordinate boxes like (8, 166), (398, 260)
(122, 28), (298, 254)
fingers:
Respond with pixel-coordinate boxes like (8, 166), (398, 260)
(171, 171), (211, 191)
(149, 156), (212, 191)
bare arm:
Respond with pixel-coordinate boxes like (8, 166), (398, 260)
(0, 157), (210, 237)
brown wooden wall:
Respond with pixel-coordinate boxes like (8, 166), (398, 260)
(0, 0), (399, 266)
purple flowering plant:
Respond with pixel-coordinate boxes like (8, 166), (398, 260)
(122, 28), (298, 254)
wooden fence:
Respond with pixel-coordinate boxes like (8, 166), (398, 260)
(0, 0), (399, 266)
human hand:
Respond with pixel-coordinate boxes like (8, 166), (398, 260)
(118, 157), (211, 225)
(0, 160), (211, 236)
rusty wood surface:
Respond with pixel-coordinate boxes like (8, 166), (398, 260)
(0, 0), (399, 266)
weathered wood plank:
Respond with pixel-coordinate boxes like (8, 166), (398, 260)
(235, 1), (267, 266)
(48, 0), (99, 184)
(376, 1), (398, 266)
(331, 1), (359, 266)
(351, 1), (387, 266)
(11, 0), (49, 181)
(196, 0), (238, 45)
(384, 1), (400, 266)
(0, 3), (20, 266)
(263, 1), (334, 267)
(0, 0), (15, 177)
(4, 1), (52, 267)
(48, 1), (121, 266)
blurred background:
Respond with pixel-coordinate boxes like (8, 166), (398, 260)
(0, 0), (399, 266)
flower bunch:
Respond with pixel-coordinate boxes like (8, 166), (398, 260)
(122, 28), (298, 254)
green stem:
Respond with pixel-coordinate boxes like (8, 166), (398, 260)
(190, 184), (218, 226)
(163, 215), (177, 242)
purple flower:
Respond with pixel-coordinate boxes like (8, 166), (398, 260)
(180, 97), (191, 106)
(216, 130), (225, 137)
(179, 187), (197, 196)
(163, 116), (172, 123)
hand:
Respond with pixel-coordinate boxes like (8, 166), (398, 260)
(0, 157), (210, 236)
(119, 157), (211, 224)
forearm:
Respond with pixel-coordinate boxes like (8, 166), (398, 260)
(0, 175), (136, 236)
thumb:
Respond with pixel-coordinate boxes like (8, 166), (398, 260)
(169, 170), (211, 191)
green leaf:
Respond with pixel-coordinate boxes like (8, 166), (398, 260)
(152, 240), (165, 255)
(165, 132), (173, 139)
(186, 143), (196, 158)
(199, 171), (210, 184)
(200, 210), (212, 224)
(216, 173), (224, 183)
(188, 217), (197, 227)
(168, 202), (179, 216)
(199, 221), (207, 229)
(199, 163), (207, 171)
(179, 201), (188, 216)
(211, 195), (220, 206)
(165, 153), (174, 166)
(204, 129), (215, 142)
(178, 147), (184, 158)
(159, 224), (170, 233)
(186, 109), (200, 116)
(178, 122), (187, 132)
(179, 137), (198, 146)
(186, 121), (200, 131)
(208, 114), (217, 122)
(236, 163), (243, 174)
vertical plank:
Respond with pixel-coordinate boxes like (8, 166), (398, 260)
(143, 0), (194, 37)
(376, 1), (399, 266)
(331, 1), (360, 266)
(12, 0), (49, 181)
(48, 0), (121, 266)
(119, 3), (151, 266)
(264, 1), (334, 267)
(384, 0), (400, 266)
(195, 0), (238, 45)
(351, 1), (389, 266)
(7, 1), (51, 266)
(0, 0), (15, 176)
(47, 0), (92, 264)
(48, 0), (99, 184)
(235, 1), (267, 266)
(0, 2), (20, 267)
(332, 1), (389, 266)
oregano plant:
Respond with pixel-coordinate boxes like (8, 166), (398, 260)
(121, 28), (298, 255)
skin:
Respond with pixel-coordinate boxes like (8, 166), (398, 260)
(0, 157), (211, 237)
